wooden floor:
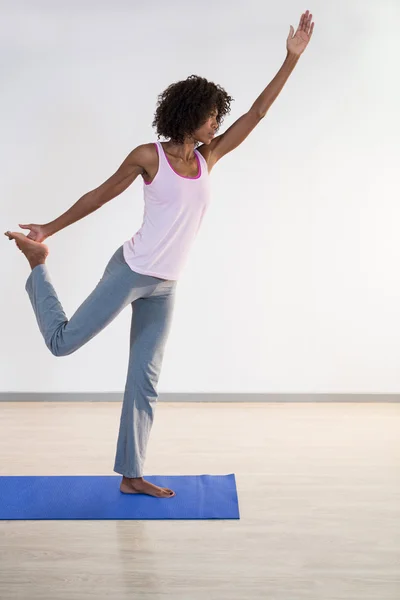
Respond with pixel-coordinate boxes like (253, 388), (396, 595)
(0, 402), (399, 600)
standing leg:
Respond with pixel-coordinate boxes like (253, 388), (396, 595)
(114, 283), (177, 498)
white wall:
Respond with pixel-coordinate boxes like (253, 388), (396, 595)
(1, 0), (399, 394)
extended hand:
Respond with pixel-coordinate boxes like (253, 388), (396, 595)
(17, 223), (49, 242)
(287, 9), (314, 56)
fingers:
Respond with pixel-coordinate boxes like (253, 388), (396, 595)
(306, 11), (313, 35)
(300, 10), (313, 34)
(307, 13), (313, 34)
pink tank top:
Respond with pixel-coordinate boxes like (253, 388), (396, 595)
(123, 141), (211, 280)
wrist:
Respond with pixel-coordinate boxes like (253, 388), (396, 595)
(43, 222), (55, 237)
(286, 50), (301, 65)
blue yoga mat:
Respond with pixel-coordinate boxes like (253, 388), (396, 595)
(0, 474), (240, 520)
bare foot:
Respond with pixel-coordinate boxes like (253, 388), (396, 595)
(120, 476), (175, 498)
(5, 231), (49, 269)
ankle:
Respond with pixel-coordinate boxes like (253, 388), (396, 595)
(29, 260), (46, 270)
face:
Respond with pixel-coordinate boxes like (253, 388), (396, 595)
(193, 109), (219, 144)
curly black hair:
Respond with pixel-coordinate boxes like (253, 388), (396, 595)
(152, 74), (234, 145)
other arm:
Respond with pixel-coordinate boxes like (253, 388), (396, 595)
(20, 144), (153, 241)
(43, 145), (151, 237)
(205, 10), (314, 167)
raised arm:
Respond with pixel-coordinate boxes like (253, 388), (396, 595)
(204, 10), (314, 168)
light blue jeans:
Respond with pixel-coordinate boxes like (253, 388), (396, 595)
(25, 245), (177, 478)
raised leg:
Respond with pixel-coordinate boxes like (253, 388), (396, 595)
(24, 246), (161, 356)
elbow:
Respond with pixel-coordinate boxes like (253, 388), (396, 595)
(88, 189), (106, 209)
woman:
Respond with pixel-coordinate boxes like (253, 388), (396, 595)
(5, 12), (314, 498)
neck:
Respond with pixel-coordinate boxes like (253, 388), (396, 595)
(164, 138), (197, 162)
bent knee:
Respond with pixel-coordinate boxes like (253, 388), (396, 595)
(47, 338), (74, 357)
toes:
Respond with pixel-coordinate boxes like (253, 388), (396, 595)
(5, 232), (23, 243)
(158, 488), (175, 498)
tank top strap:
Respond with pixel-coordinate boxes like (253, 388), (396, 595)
(194, 147), (208, 173)
(154, 141), (167, 165)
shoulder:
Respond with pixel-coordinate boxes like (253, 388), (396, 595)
(128, 142), (162, 182)
(134, 142), (158, 163)
(196, 144), (211, 164)
(128, 142), (158, 178)
(196, 139), (222, 173)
